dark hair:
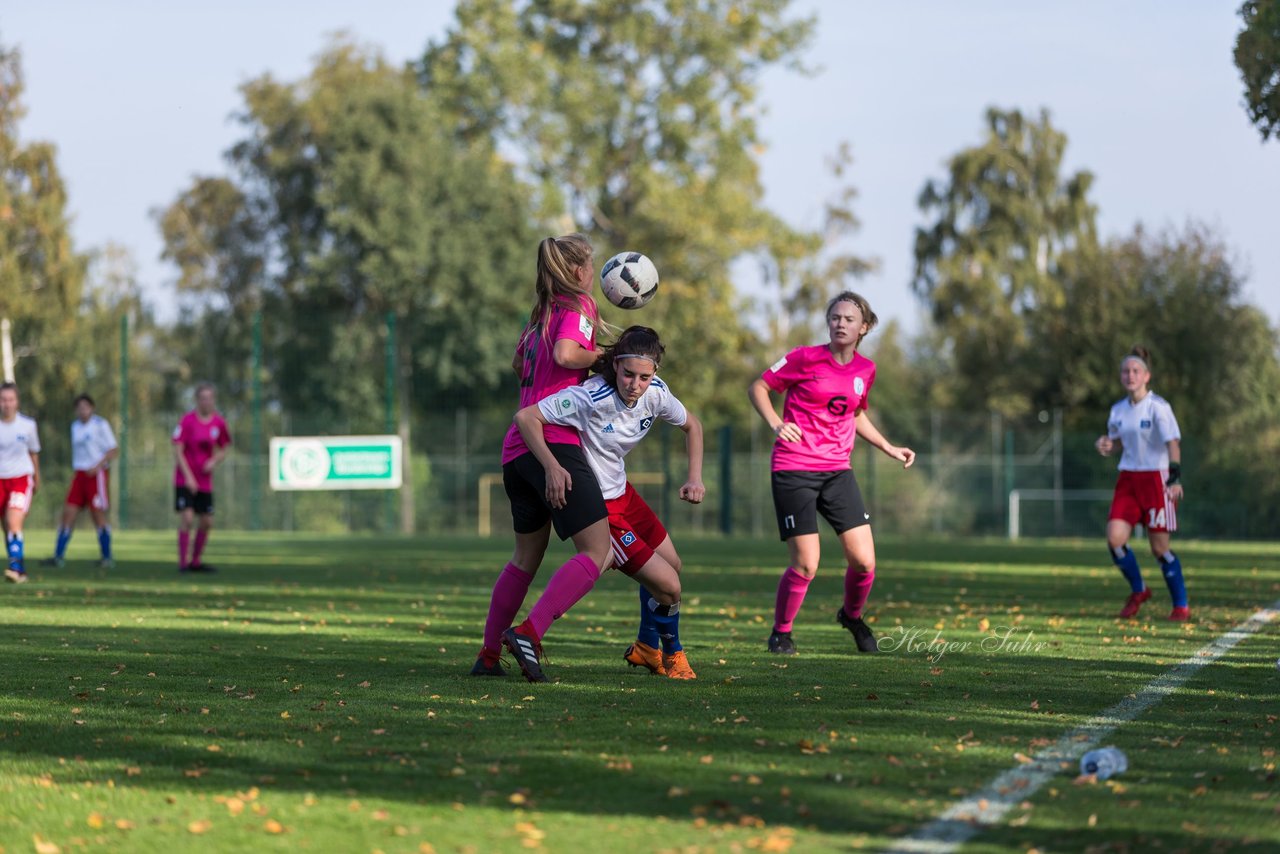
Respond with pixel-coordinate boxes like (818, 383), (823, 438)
(593, 326), (665, 389)
(826, 291), (879, 347)
(1125, 345), (1152, 368)
(74, 393), (95, 408)
(195, 382), (216, 396)
(0, 382), (16, 395)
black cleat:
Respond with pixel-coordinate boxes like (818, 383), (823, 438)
(837, 608), (879, 653)
(186, 562), (217, 573)
(501, 626), (547, 682)
(768, 630), (798, 655)
(469, 654), (506, 677)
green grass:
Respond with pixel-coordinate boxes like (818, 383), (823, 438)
(1, 532), (1278, 853)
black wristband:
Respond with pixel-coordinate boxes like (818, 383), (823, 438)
(1166, 462), (1181, 486)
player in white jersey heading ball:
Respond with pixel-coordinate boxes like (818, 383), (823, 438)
(0, 383), (41, 583)
(1095, 345), (1188, 620)
(505, 326), (705, 681)
(45, 394), (118, 569)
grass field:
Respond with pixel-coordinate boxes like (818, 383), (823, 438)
(1, 531), (1278, 853)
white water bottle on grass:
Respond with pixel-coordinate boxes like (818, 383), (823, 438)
(1080, 747), (1127, 780)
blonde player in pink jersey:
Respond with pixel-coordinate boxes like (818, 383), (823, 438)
(748, 292), (916, 656)
(471, 234), (615, 679)
(0, 382), (41, 584)
(173, 383), (232, 573)
(1095, 345), (1188, 621)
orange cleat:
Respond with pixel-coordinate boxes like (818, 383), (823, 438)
(662, 650), (697, 680)
(624, 641), (666, 675)
(1168, 606), (1191, 621)
(1119, 588), (1152, 618)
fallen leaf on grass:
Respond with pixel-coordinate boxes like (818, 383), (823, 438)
(264, 820), (286, 834)
(33, 835), (62, 854)
(115, 819), (135, 830)
(87, 812), (105, 829)
(187, 819), (213, 834)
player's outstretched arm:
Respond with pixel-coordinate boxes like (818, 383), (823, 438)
(854, 411), (915, 469)
(748, 378), (801, 442)
(678, 413), (705, 504)
(553, 338), (597, 370)
(513, 404), (573, 509)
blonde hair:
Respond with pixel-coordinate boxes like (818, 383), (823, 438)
(521, 234), (598, 350)
(826, 290), (879, 348)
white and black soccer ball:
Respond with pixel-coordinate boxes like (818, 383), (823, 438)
(600, 251), (659, 310)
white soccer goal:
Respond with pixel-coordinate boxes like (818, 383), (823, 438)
(1007, 489), (1113, 540)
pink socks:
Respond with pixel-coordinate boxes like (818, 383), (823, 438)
(843, 564), (875, 619)
(192, 529), (209, 564)
(484, 562), (534, 652)
(773, 567), (812, 632)
(177, 530), (190, 568)
(526, 553), (602, 639)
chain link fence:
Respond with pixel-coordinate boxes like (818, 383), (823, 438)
(22, 407), (1253, 540)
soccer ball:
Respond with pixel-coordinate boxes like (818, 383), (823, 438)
(599, 251), (659, 310)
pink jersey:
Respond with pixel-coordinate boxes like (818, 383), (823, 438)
(500, 295), (598, 464)
(762, 344), (876, 472)
(172, 410), (232, 492)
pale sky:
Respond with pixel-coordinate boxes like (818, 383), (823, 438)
(7, 1), (1278, 336)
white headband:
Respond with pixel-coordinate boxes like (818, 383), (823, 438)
(1121, 355), (1149, 371)
(614, 353), (656, 364)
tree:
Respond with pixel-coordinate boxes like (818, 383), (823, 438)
(158, 39), (540, 531)
(0, 42), (89, 427)
(912, 107), (1098, 415)
(1235, 0), (1280, 141)
(419, 0), (852, 417)
(1044, 224), (1280, 535)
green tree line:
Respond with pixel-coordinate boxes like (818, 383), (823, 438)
(3, 1), (1279, 536)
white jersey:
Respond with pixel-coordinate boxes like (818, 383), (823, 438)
(539, 374), (688, 500)
(1107, 392), (1181, 472)
(71, 414), (118, 471)
(0, 414), (40, 478)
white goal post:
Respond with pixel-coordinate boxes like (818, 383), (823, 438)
(477, 472), (666, 536)
(1007, 489), (1113, 540)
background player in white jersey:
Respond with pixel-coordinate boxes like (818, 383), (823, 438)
(0, 383), (41, 583)
(1095, 345), (1188, 620)
(507, 326), (705, 681)
(45, 394), (118, 569)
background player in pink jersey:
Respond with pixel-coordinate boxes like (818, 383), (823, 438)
(173, 383), (232, 573)
(511, 326), (705, 681)
(0, 382), (41, 583)
(748, 292), (915, 656)
(471, 234), (615, 678)
(1095, 345), (1188, 620)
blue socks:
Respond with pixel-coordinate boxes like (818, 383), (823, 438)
(636, 585), (661, 648)
(1159, 551), (1187, 607)
(7, 532), (23, 572)
(646, 596), (683, 654)
(1110, 545), (1144, 593)
(97, 526), (112, 560)
(55, 527), (72, 559)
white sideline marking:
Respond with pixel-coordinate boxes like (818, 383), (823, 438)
(883, 600), (1280, 854)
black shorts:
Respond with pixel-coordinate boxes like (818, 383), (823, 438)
(771, 469), (869, 540)
(503, 444), (607, 540)
(175, 487), (214, 515)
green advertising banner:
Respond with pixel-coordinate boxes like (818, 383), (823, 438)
(269, 436), (402, 491)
